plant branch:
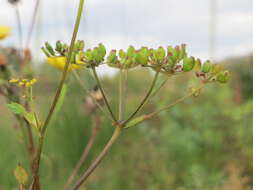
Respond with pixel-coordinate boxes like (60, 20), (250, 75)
(145, 84), (206, 120)
(64, 114), (100, 189)
(72, 70), (112, 121)
(30, 0), (85, 189)
(123, 71), (160, 125)
(91, 66), (117, 122)
(71, 126), (123, 190)
(118, 69), (123, 120)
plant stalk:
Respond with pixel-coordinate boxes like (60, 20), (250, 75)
(71, 126), (123, 190)
(91, 66), (117, 122)
(30, 0), (85, 189)
(123, 71), (159, 125)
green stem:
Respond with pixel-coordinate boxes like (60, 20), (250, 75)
(146, 84), (205, 119)
(72, 70), (112, 121)
(71, 126), (123, 190)
(118, 69), (123, 120)
(91, 66), (117, 122)
(123, 71), (159, 125)
(30, 0), (85, 189)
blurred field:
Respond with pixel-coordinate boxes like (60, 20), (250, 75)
(0, 53), (253, 190)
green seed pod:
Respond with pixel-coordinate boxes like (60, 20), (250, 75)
(41, 47), (51, 57)
(119, 49), (126, 59)
(45, 42), (55, 56)
(135, 51), (148, 65)
(98, 43), (106, 57)
(178, 44), (187, 60)
(107, 50), (117, 64)
(202, 60), (212, 73)
(154, 46), (165, 62)
(55, 40), (63, 53)
(217, 70), (230, 84)
(211, 64), (222, 74)
(194, 58), (202, 72)
(92, 48), (103, 63)
(167, 46), (178, 64)
(140, 47), (149, 57)
(77, 40), (85, 51)
(183, 56), (195, 72)
(84, 49), (93, 62)
(127, 46), (135, 58)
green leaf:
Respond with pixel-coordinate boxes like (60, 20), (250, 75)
(24, 113), (39, 129)
(55, 83), (68, 115)
(6, 102), (26, 115)
(14, 164), (28, 185)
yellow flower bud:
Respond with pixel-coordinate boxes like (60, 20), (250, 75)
(47, 57), (83, 71)
(30, 79), (37, 85)
(25, 82), (32, 87)
(18, 82), (25, 87)
(9, 79), (19, 83)
(0, 26), (11, 40)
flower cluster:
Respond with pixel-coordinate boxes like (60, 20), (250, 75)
(42, 41), (230, 84)
(41, 41), (86, 71)
(9, 78), (37, 88)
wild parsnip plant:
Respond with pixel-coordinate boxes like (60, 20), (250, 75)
(1, 0), (230, 189)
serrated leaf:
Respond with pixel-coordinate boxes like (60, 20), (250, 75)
(14, 164), (28, 185)
(6, 102), (26, 115)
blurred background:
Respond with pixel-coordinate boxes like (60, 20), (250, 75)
(0, 0), (253, 189)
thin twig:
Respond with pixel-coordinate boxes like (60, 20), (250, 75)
(146, 84), (206, 119)
(123, 71), (160, 125)
(72, 70), (112, 121)
(91, 67), (117, 122)
(71, 126), (123, 190)
(118, 69), (123, 120)
(64, 114), (100, 189)
(25, 0), (40, 48)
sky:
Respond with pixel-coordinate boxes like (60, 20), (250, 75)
(0, 0), (253, 64)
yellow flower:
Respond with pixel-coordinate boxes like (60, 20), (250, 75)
(0, 26), (11, 40)
(47, 57), (85, 71)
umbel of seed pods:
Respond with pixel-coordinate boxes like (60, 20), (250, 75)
(41, 41), (230, 83)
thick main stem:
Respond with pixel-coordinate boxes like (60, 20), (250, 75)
(123, 71), (159, 125)
(91, 67), (117, 122)
(71, 127), (122, 190)
(30, 0), (85, 189)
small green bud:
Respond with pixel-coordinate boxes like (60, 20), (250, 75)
(167, 46), (179, 64)
(183, 56), (195, 71)
(194, 58), (202, 72)
(127, 46), (135, 57)
(55, 40), (63, 53)
(98, 43), (106, 57)
(217, 70), (230, 84)
(75, 40), (85, 51)
(92, 48), (103, 63)
(84, 49), (93, 62)
(45, 42), (55, 56)
(178, 44), (187, 60)
(211, 64), (222, 74)
(202, 60), (212, 73)
(41, 47), (51, 57)
(119, 49), (126, 59)
(107, 50), (117, 64)
(135, 51), (148, 65)
(154, 46), (165, 62)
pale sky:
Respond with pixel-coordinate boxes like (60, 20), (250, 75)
(0, 0), (253, 63)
